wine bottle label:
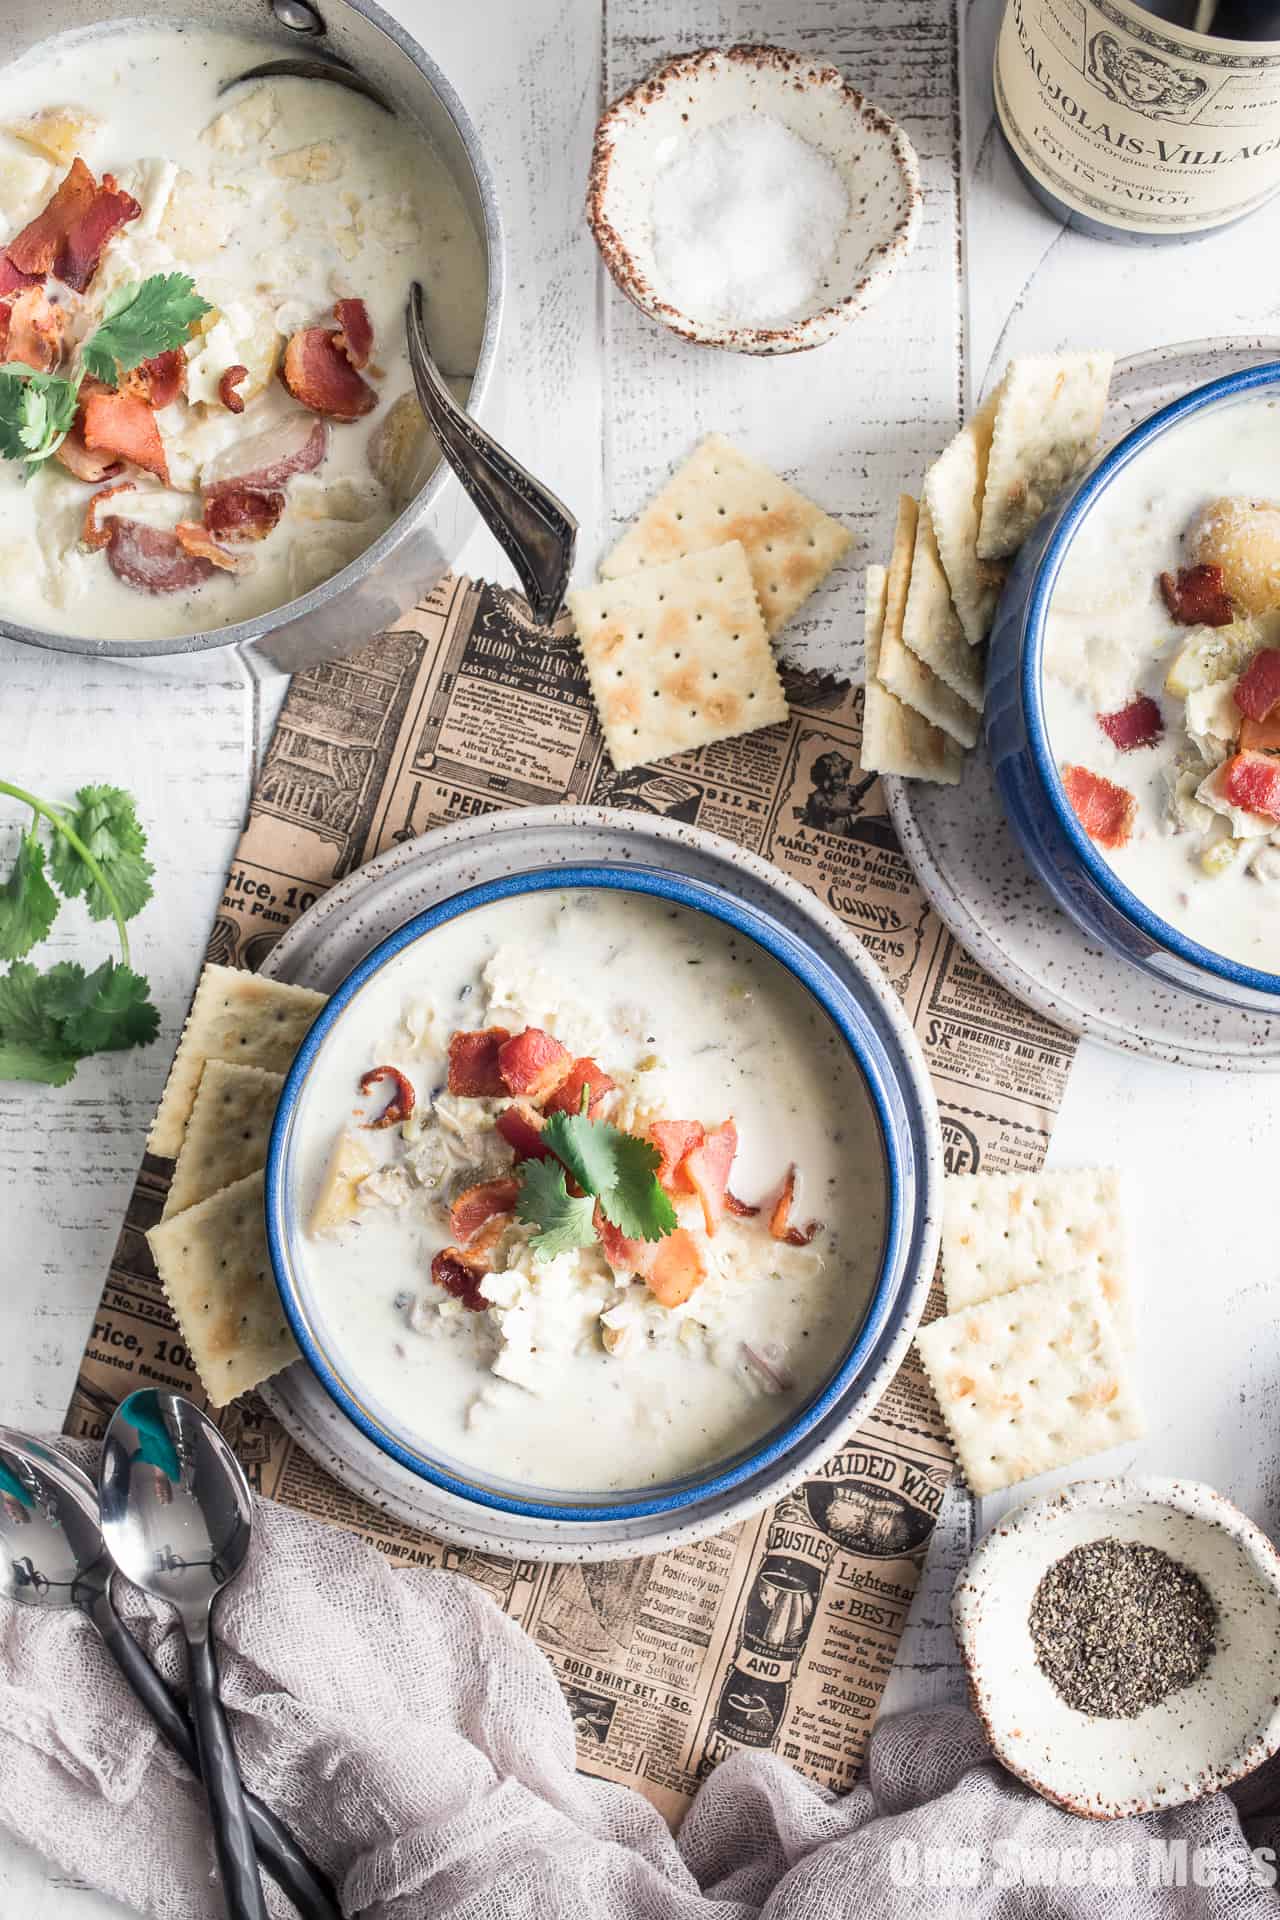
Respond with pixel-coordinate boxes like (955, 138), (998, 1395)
(995, 0), (1280, 233)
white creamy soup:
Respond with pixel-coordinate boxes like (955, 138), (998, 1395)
(1042, 395), (1280, 975)
(0, 25), (485, 641)
(289, 889), (887, 1495)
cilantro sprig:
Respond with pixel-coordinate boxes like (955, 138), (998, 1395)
(514, 1099), (677, 1262)
(0, 778), (158, 1086)
(0, 272), (211, 476)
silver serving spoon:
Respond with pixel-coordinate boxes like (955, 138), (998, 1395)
(407, 281), (578, 626)
(101, 1393), (268, 1920)
(0, 1430), (340, 1920)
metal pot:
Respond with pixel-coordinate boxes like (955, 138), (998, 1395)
(1, 0), (504, 668)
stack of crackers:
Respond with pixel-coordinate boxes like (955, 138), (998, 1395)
(144, 964), (328, 1408)
(916, 1168), (1143, 1496)
(862, 352), (1115, 785)
(569, 434), (852, 772)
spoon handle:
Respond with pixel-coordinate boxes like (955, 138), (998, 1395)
(83, 1588), (341, 1920)
(188, 1627), (270, 1920)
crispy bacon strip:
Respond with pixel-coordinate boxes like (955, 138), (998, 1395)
(724, 1191), (760, 1218)
(447, 1026), (511, 1097)
(1159, 563), (1233, 628)
(645, 1229), (706, 1309)
(203, 413), (327, 495)
(595, 1209), (657, 1280)
(282, 325), (378, 420)
(495, 1100), (550, 1162)
(1, 287), (63, 373)
(430, 1247), (492, 1312)
(1098, 694), (1163, 753)
(1234, 648), (1280, 723)
(1061, 763), (1137, 851)
(768, 1165), (819, 1248)
(7, 158), (140, 291)
(81, 387), (169, 483)
(175, 521), (246, 573)
(647, 1120), (705, 1192)
(1239, 713), (1280, 753)
(333, 297), (373, 370)
(104, 519), (216, 594)
(59, 170), (140, 291)
(358, 1065), (416, 1128)
(55, 422), (122, 483)
(0, 255), (41, 297)
(1223, 750), (1280, 821)
(497, 1027), (573, 1103)
(681, 1120), (738, 1237)
(81, 480), (135, 551)
(203, 486), (284, 544)
(450, 1177), (520, 1244)
(541, 1057), (615, 1117)
(218, 364), (248, 414)
(124, 348), (185, 410)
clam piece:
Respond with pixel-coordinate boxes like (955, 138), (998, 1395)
(1186, 496), (1280, 616)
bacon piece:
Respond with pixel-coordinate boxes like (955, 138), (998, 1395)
(282, 325), (377, 420)
(497, 1027), (573, 1103)
(203, 413), (327, 495)
(1098, 694), (1163, 753)
(451, 1177), (521, 1244)
(174, 521), (246, 573)
(81, 387), (169, 483)
(1223, 750), (1280, 822)
(7, 157), (96, 276)
(430, 1246), (492, 1312)
(647, 1120), (705, 1192)
(81, 480), (135, 551)
(541, 1057), (615, 1117)
(1, 287), (63, 372)
(595, 1209), (657, 1279)
(646, 1229), (706, 1309)
(724, 1191), (760, 1218)
(447, 1025), (511, 1097)
(333, 297), (373, 370)
(1061, 763), (1137, 851)
(768, 1165), (819, 1247)
(0, 255), (41, 297)
(54, 421), (122, 482)
(357, 1064), (416, 1128)
(1239, 713), (1280, 753)
(1159, 563), (1233, 628)
(203, 485), (284, 544)
(218, 364), (248, 414)
(495, 1100), (550, 1162)
(104, 519), (216, 594)
(1234, 648), (1280, 723)
(680, 1120), (738, 1237)
(124, 347), (185, 410)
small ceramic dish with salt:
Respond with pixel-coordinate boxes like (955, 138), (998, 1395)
(587, 44), (922, 356)
(954, 1477), (1280, 1819)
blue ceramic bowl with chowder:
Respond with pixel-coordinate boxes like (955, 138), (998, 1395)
(264, 849), (942, 1549)
(987, 362), (1280, 1016)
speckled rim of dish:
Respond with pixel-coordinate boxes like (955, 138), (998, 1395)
(255, 804), (943, 1561)
(586, 44), (922, 355)
(884, 336), (1280, 1070)
(954, 1477), (1280, 1820)
(266, 862), (908, 1524)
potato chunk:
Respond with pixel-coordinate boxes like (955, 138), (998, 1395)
(1187, 496), (1280, 615)
(310, 1131), (375, 1236)
(6, 105), (102, 168)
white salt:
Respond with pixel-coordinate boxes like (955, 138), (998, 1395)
(649, 113), (849, 330)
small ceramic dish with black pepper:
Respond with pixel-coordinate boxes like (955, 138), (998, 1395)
(953, 1477), (1280, 1820)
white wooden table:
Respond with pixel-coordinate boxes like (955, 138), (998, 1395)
(4, 0), (1280, 1906)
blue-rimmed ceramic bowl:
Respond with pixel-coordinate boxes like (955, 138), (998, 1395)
(259, 807), (942, 1559)
(987, 361), (1280, 1016)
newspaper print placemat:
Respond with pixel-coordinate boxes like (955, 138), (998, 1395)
(64, 575), (1077, 1822)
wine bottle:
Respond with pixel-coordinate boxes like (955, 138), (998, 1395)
(994, 0), (1280, 241)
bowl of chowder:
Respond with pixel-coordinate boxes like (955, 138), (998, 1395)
(987, 362), (1280, 1014)
(0, 0), (499, 663)
(265, 863), (937, 1530)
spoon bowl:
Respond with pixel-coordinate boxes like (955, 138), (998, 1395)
(0, 1433), (104, 1610)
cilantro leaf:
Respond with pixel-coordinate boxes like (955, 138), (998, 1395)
(80, 273), (212, 385)
(48, 785), (154, 923)
(0, 366), (80, 470)
(40, 958), (159, 1054)
(537, 1109), (677, 1244)
(0, 829), (59, 961)
(0, 962), (81, 1084)
(515, 1156), (598, 1261)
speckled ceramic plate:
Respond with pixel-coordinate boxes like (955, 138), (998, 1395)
(886, 338), (1280, 1070)
(257, 804), (942, 1561)
(954, 1477), (1280, 1819)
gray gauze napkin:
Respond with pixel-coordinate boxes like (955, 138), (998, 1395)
(1, 1470), (1277, 1919)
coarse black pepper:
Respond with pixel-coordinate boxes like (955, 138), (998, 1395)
(1029, 1536), (1216, 1720)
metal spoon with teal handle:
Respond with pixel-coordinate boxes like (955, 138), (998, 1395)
(101, 1393), (269, 1920)
(0, 1430), (340, 1920)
